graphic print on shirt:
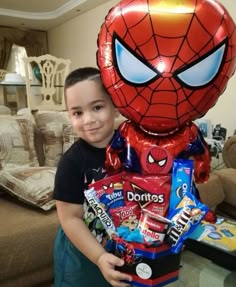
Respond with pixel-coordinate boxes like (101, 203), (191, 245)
(83, 167), (108, 245)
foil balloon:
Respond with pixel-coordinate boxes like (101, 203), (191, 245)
(97, 0), (236, 135)
(97, 0), (236, 181)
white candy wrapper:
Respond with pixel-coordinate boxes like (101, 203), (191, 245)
(84, 187), (117, 238)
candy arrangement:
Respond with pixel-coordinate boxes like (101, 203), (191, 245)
(84, 160), (210, 286)
(85, 159), (210, 249)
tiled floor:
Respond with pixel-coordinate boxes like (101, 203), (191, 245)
(167, 250), (236, 287)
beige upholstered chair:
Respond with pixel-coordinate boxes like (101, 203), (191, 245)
(24, 54), (71, 111)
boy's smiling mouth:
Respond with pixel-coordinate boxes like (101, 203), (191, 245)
(85, 127), (100, 132)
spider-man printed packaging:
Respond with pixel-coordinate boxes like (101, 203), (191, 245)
(89, 173), (125, 213)
(107, 239), (181, 287)
(111, 244), (182, 286)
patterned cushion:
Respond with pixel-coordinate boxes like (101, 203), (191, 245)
(0, 115), (38, 170)
(0, 166), (56, 211)
(62, 124), (79, 153)
(34, 111), (70, 166)
(17, 108), (45, 166)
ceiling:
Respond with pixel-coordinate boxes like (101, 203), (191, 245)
(0, 0), (111, 31)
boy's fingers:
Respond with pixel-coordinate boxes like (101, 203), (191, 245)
(108, 253), (125, 266)
(107, 264), (132, 283)
(114, 270), (132, 283)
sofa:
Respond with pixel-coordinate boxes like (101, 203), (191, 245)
(0, 110), (72, 287)
(0, 108), (235, 287)
(197, 135), (236, 220)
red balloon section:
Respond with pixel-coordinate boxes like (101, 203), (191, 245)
(97, 0), (236, 135)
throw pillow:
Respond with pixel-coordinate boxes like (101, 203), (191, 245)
(0, 166), (56, 211)
(34, 111), (70, 167)
(0, 115), (39, 170)
(17, 108), (46, 166)
(62, 124), (79, 153)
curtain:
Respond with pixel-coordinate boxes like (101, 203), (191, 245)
(0, 26), (48, 69)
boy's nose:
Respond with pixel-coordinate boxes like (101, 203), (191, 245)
(83, 112), (95, 125)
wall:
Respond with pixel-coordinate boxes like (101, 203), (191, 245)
(48, 0), (120, 70)
(48, 0), (236, 137)
(203, 0), (236, 137)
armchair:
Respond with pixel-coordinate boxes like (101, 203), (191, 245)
(197, 135), (236, 220)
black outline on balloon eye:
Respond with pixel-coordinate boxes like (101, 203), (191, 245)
(174, 38), (228, 90)
(112, 32), (161, 86)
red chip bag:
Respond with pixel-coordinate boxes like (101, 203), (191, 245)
(123, 173), (171, 217)
(110, 203), (141, 229)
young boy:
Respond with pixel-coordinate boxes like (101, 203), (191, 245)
(53, 67), (132, 287)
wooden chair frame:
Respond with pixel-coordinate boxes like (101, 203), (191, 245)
(24, 54), (71, 111)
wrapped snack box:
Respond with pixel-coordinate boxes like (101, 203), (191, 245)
(85, 172), (181, 287)
(84, 160), (209, 287)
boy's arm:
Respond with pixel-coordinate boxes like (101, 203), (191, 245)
(56, 200), (105, 263)
(56, 200), (132, 286)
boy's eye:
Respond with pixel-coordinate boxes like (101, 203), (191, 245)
(94, 105), (103, 111)
(74, 111), (82, 116)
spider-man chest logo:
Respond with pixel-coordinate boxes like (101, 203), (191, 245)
(106, 120), (210, 183)
(97, 0), (236, 134)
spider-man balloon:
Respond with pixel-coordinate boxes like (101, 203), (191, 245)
(97, 0), (236, 135)
(97, 0), (236, 183)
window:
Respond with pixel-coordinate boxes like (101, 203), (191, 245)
(6, 44), (27, 77)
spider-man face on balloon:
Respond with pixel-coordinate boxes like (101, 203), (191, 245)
(97, 0), (236, 135)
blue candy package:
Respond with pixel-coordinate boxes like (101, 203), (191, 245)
(166, 192), (209, 253)
(169, 159), (194, 211)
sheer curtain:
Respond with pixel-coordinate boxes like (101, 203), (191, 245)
(6, 44), (27, 77)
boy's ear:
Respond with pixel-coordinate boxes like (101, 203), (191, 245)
(115, 108), (120, 118)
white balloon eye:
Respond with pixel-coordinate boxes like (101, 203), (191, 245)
(148, 154), (155, 164)
(114, 36), (159, 85)
(176, 41), (226, 88)
(158, 158), (166, 167)
(102, 182), (113, 190)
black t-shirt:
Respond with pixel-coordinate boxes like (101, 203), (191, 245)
(53, 138), (108, 243)
(54, 138), (107, 203)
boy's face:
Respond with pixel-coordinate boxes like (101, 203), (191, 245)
(66, 79), (118, 148)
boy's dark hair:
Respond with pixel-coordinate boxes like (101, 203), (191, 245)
(64, 67), (100, 90)
(64, 67), (111, 109)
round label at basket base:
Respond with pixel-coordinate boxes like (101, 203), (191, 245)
(136, 263), (152, 279)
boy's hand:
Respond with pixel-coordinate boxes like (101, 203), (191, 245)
(97, 252), (132, 287)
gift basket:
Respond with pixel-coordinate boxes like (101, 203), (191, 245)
(88, 0), (236, 286)
(85, 159), (210, 287)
